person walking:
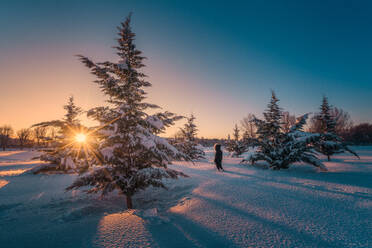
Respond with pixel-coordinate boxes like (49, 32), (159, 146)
(214, 143), (224, 171)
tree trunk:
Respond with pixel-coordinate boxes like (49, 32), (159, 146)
(126, 195), (133, 209)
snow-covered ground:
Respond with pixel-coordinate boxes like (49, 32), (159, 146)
(0, 147), (371, 248)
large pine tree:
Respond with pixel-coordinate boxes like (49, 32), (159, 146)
(172, 114), (205, 160)
(242, 92), (328, 170)
(66, 15), (187, 209)
(314, 96), (358, 161)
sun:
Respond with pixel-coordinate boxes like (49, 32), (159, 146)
(75, 133), (87, 143)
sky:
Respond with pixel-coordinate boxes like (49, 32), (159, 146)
(0, 0), (371, 138)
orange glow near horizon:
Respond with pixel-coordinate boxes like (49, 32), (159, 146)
(0, 44), (258, 139)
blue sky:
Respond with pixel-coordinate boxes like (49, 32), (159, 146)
(0, 0), (371, 137)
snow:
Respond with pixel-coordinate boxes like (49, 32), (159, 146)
(0, 179), (8, 189)
(101, 144), (122, 160)
(61, 156), (76, 170)
(146, 116), (164, 130)
(1, 147), (371, 247)
(118, 60), (128, 70)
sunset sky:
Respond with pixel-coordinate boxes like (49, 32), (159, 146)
(1, 0), (371, 138)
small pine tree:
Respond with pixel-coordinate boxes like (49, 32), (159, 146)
(242, 92), (328, 170)
(64, 96), (82, 125)
(66, 15), (187, 209)
(261, 91), (282, 140)
(172, 114), (205, 160)
(233, 124), (239, 141)
(32, 96), (91, 173)
(181, 114), (198, 142)
(226, 124), (248, 157)
(314, 96), (358, 161)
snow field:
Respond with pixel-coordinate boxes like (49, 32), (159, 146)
(0, 147), (371, 247)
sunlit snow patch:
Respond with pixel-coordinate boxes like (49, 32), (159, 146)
(0, 160), (44, 167)
(0, 151), (25, 158)
(0, 179), (9, 189)
(95, 211), (154, 247)
(0, 168), (30, 176)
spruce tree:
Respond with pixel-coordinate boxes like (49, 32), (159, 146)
(226, 124), (248, 157)
(242, 92), (328, 170)
(314, 96), (358, 161)
(66, 15), (187, 209)
(32, 96), (90, 173)
(233, 124), (239, 141)
(64, 96), (82, 125)
(180, 114), (198, 142)
(261, 91), (282, 141)
(172, 114), (205, 160)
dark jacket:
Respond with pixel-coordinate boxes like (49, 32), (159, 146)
(214, 145), (223, 163)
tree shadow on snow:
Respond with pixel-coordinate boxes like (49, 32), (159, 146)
(225, 163), (372, 200)
(145, 213), (238, 248)
(192, 194), (343, 248)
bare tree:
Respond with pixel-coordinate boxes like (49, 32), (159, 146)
(17, 128), (31, 150)
(33, 126), (47, 147)
(173, 129), (184, 141)
(308, 115), (322, 133)
(240, 113), (257, 139)
(42, 127), (58, 147)
(281, 111), (296, 133)
(331, 107), (353, 136)
(0, 125), (14, 151)
(48, 127), (58, 142)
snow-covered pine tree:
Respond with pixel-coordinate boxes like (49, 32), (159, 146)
(172, 114), (205, 160)
(66, 15), (187, 209)
(64, 96), (82, 125)
(32, 96), (92, 173)
(242, 91), (328, 170)
(226, 124), (248, 157)
(313, 96), (358, 161)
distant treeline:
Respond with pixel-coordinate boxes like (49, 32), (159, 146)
(1, 114), (371, 151)
(1, 122), (372, 151)
(341, 123), (372, 145)
(234, 106), (372, 147)
(0, 125), (57, 150)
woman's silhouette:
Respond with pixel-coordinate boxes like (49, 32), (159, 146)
(214, 143), (224, 171)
